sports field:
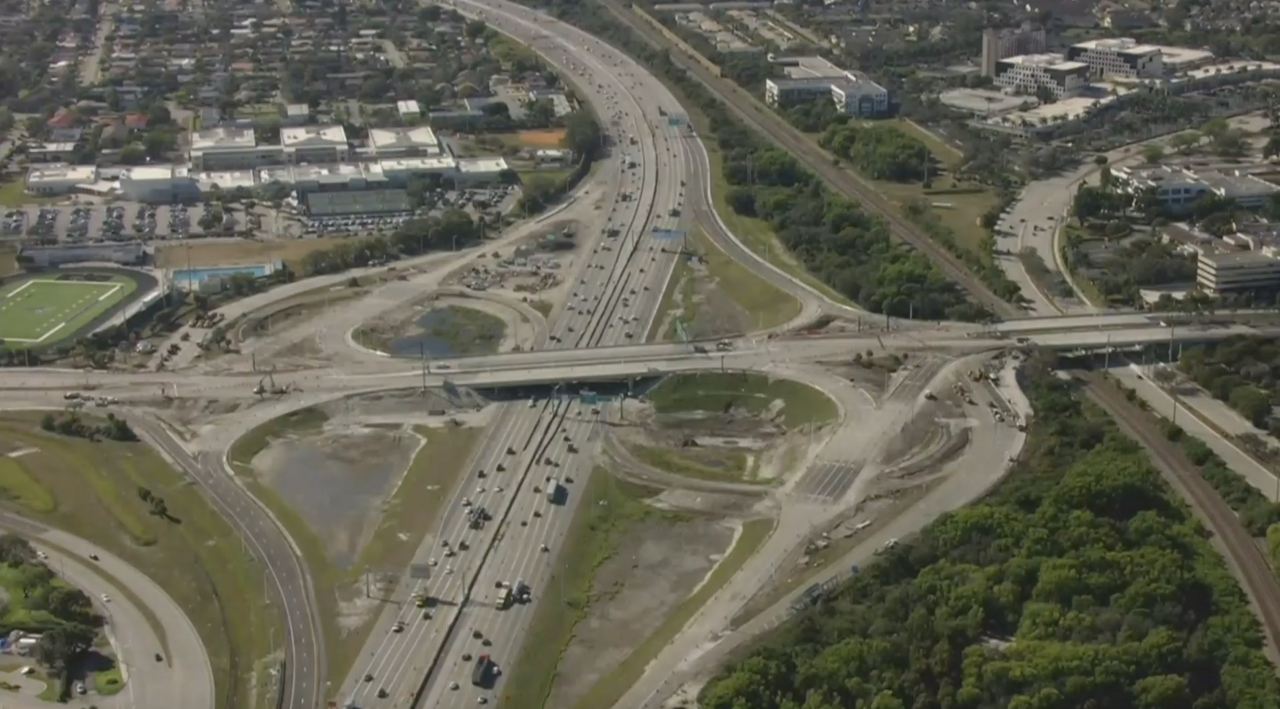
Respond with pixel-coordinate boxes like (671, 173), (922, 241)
(0, 274), (136, 347)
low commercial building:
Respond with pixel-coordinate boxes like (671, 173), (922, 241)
(1113, 165), (1280, 212)
(396, 100), (421, 119)
(367, 126), (442, 159)
(938, 88), (1032, 117)
(28, 142), (79, 163)
(535, 148), (572, 165)
(456, 157), (510, 183)
(994, 54), (1091, 98)
(1197, 250), (1280, 295)
(764, 56), (888, 117)
(281, 125), (350, 165)
(119, 165), (201, 203)
(17, 240), (145, 268)
(25, 164), (98, 195)
(189, 126), (282, 170)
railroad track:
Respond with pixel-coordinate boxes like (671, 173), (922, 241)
(597, 0), (1017, 319)
(1081, 372), (1280, 659)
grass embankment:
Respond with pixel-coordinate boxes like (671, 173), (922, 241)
(634, 445), (770, 485)
(651, 228), (801, 342)
(648, 372), (838, 427)
(227, 411), (480, 692)
(0, 180), (62, 207)
(684, 105), (854, 309)
(569, 517), (773, 709)
(501, 472), (676, 709)
(0, 413), (279, 709)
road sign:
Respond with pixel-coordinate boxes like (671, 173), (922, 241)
(651, 228), (684, 240)
(408, 564), (432, 579)
(668, 115), (686, 126)
(580, 391), (599, 404)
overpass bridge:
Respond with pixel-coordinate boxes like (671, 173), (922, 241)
(4, 322), (1275, 401)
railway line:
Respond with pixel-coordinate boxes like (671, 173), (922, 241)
(595, 0), (1017, 319)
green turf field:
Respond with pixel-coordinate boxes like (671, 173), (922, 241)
(0, 275), (136, 347)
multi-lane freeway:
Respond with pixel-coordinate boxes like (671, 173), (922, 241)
(337, 0), (696, 705)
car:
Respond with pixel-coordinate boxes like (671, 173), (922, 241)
(446, 566), (454, 575)
(392, 621), (405, 633)
(540, 544), (549, 552)
(478, 697), (488, 705)
(463, 499), (472, 507)
(450, 682), (460, 691)
(364, 674), (374, 682)
(154, 653), (163, 662)
(463, 653), (473, 662)
(377, 688), (389, 699)
(444, 549), (456, 558)
(75, 683), (86, 695)
(473, 629), (483, 639)
(101, 594), (110, 602)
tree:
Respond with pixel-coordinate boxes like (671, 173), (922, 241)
(1093, 154), (1108, 167)
(1141, 144), (1165, 164)
(561, 111), (601, 160)
(137, 486), (153, 503)
(0, 535), (36, 565)
(34, 624), (95, 673)
(1170, 130), (1200, 154)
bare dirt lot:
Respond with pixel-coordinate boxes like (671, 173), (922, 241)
(547, 516), (734, 709)
(155, 237), (350, 270)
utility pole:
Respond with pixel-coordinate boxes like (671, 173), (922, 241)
(419, 342), (427, 392)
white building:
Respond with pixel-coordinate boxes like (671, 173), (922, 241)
(367, 126), (442, 159)
(535, 148), (572, 165)
(456, 157), (510, 183)
(119, 165), (200, 203)
(189, 126), (282, 170)
(980, 23), (1047, 77)
(1197, 251), (1280, 295)
(192, 170), (258, 194)
(765, 56), (888, 116)
(280, 125), (349, 165)
(25, 164), (97, 195)
(396, 100), (421, 119)
(994, 54), (1091, 98)
(1113, 165), (1280, 212)
(1066, 38), (1164, 79)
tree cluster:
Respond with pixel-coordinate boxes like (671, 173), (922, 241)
(298, 209), (481, 276)
(1178, 337), (1280, 438)
(820, 122), (932, 183)
(701, 373), (1280, 709)
(0, 536), (100, 675)
(40, 412), (137, 442)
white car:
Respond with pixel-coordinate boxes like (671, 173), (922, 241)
(462, 499), (472, 508)
(100, 594), (110, 603)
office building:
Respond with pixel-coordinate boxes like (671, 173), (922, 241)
(981, 23), (1047, 77)
(1197, 251), (1280, 295)
(1113, 165), (1280, 212)
(280, 125), (350, 165)
(1066, 38), (1164, 79)
(189, 126), (282, 170)
(764, 56), (888, 116)
(994, 54), (1091, 98)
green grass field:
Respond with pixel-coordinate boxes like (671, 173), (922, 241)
(647, 372), (838, 428)
(0, 275), (136, 348)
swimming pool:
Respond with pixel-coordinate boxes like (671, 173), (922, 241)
(172, 263), (275, 287)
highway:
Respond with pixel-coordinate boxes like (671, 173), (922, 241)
(134, 419), (324, 709)
(337, 0), (695, 705)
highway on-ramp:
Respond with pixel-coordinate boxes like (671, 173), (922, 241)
(0, 511), (212, 709)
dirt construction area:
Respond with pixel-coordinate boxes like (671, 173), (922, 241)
(514, 128), (567, 147)
(547, 516), (735, 709)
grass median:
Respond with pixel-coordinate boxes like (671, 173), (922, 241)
(500, 471), (671, 709)
(227, 412), (480, 695)
(0, 412), (278, 709)
(569, 517), (773, 709)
